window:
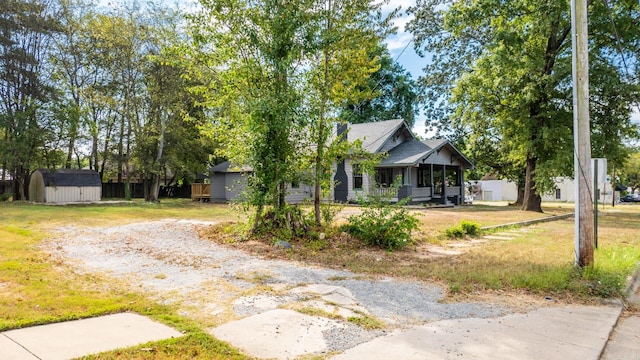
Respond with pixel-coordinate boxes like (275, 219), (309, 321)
(375, 168), (394, 187)
(353, 164), (363, 189)
(555, 188), (561, 200)
(446, 168), (459, 187)
(291, 179), (300, 189)
(433, 168), (443, 194)
(417, 167), (431, 188)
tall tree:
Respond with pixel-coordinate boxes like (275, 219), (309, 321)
(134, 7), (214, 202)
(305, 0), (387, 225)
(0, 0), (58, 199)
(340, 44), (419, 128)
(408, 0), (640, 212)
(190, 0), (312, 231)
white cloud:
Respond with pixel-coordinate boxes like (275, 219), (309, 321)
(386, 32), (413, 51)
(631, 107), (640, 122)
(377, 0), (416, 13)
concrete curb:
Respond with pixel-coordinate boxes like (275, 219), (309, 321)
(481, 213), (574, 231)
(599, 263), (640, 359)
(624, 262), (640, 299)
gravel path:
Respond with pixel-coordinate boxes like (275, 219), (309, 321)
(45, 219), (511, 355)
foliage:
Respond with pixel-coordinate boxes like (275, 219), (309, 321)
(300, 0), (389, 226)
(407, 0), (640, 212)
(189, 0), (312, 231)
(444, 220), (480, 238)
(342, 190), (419, 250)
(340, 44), (420, 128)
(0, 0), (59, 199)
(620, 151), (640, 192)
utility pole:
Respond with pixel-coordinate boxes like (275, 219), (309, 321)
(571, 0), (594, 267)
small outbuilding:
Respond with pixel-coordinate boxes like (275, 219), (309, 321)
(29, 169), (102, 203)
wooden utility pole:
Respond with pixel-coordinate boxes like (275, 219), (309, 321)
(571, 0), (594, 267)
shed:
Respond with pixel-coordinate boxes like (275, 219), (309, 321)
(29, 169), (102, 203)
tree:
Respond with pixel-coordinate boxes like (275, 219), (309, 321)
(190, 0), (312, 231)
(0, 0), (58, 199)
(408, 0), (640, 212)
(304, 0), (387, 226)
(620, 151), (640, 194)
(135, 7), (214, 202)
(340, 44), (419, 128)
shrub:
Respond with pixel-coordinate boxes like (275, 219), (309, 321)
(342, 195), (419, 251)
(444, 220), (481, 239)
(444, 226), (466, 238)
(0, 193), (13, 202)
(460, 220), (480, 236)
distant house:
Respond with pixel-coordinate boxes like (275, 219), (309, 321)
(334, 119), (474, 204)
(206, 119), (474, 205)
(29, 169), (102, 203)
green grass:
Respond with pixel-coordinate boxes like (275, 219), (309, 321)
(84, 332), (247, 360)
(1, 200), (639, 358)
(0, 200), (248, 358)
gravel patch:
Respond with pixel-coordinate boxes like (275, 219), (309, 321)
(45, 219), (513, 355)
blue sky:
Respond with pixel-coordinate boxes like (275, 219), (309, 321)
(379, 0), (432, 137)
(97, 0), (637, 135)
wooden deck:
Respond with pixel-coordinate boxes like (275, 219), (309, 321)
(191, 183), (211, 201)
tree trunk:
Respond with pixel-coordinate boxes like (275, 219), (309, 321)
(522, 157), (542, 212)
(511, 176), (525, 206)
(148, 175), (160, 202)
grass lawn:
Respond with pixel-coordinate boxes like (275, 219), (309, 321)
(1, 199), (639, 358)
(0, 200), (249, 359)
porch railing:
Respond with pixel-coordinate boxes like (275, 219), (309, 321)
(370, 186), (398, 198)
(411, 187), (431, 198)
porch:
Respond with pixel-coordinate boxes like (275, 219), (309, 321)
(372, 163), (465, 205)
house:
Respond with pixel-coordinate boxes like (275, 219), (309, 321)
(29, 169), (102, 203)
(471, 177), (619, 204)
(334, 119), (474, 204)
(208, 161), (314, 203)
(206, 119), (474, 205)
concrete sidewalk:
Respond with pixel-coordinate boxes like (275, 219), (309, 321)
(0, 313), (182, 360)
(331, 305), (622, 360)
(0, 305), (630, 360)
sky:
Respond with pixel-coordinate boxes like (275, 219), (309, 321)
(378, 0), (432, 137)
(97, 0), (638, 136)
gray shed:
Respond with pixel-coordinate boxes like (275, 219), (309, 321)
(29, 169), (102, 203)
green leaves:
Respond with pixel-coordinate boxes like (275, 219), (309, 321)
(409, 0), (640, 208)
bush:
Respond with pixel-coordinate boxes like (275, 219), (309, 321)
(444, 226), (466, 238)
(0, 193), (13, 202)
(444, 220), (481, 239)
(460, 220), (480, 236)
(342, 197), (419, 251)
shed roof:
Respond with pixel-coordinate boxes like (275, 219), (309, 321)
(37, 169), (101, 187)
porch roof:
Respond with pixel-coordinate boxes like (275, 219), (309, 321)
(379, 139), (474, 169)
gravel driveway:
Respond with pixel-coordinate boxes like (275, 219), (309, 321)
(45, 219), (512, 357)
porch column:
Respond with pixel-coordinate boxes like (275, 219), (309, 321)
(430, 164), (434, 190)
(459, 166), (464, 204)
(441, 164), (447, 204)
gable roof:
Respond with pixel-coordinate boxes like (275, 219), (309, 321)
(37, 169), (101, 187)
(210, 161), (252, 173)
(346, 119), (474, 169)
(347, 119), (408, 153)
(379, 139), (474, 169)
